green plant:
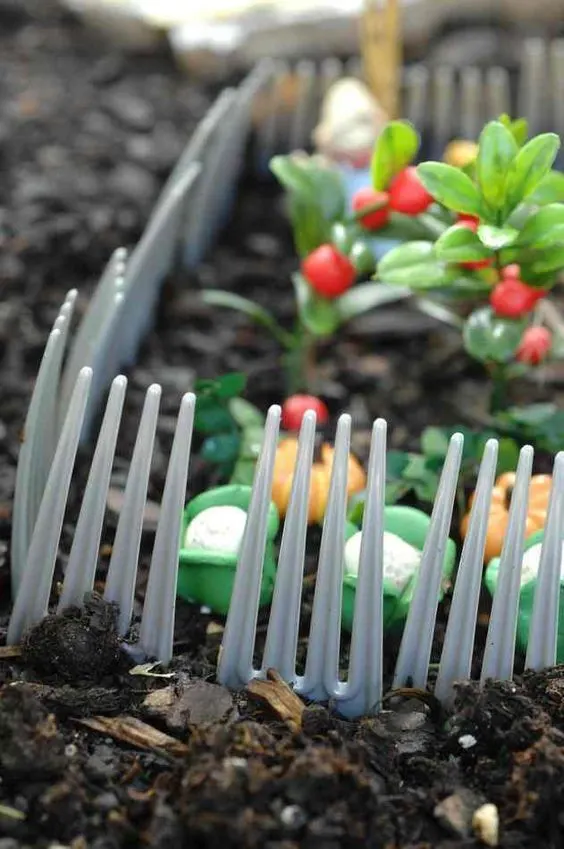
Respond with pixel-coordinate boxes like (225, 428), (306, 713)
(194, 373), (265, 486)
(347, 425), (520, 521)
(200, 138), (443, 394)
(377, 115), (564, 435)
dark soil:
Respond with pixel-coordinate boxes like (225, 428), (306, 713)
(1, 3), (564, 847)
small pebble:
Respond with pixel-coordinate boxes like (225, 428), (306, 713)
(472, 803), (500, 847)
(458, 734), (477, 749)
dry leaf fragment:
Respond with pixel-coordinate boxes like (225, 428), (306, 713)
(246, 668), (304, 728)
(75, 715), (188, 757)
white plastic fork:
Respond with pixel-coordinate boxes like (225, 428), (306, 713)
(8, 350), (564, 714)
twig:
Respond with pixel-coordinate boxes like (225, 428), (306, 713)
(75, 715), (188, 757)
(246, 668), (305, 729)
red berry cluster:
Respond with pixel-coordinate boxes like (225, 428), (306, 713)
(350, 166), (434, 233)
(487, 264), (552, 366)
(300, 168), (435, 299)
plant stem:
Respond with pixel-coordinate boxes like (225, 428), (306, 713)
(283, 327), (318, 395)
(489, 364), (509, 414)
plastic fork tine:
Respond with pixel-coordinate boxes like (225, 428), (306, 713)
(59, 248), (127, 423)
(434, 438), (499, 705)
(298, 414), (351, 700)
(337, 418), (387, 718)
(460, 67), (483, 141)
(525, 452), (564, 671)
(519, 39), (548, 135)
(103, 384), (162, 636)
(344, 57), (362, 80)
(57, 375), (128, 612)
(138, 393), (196, 663)
(485, 67), (511, 120)
(289, 60), (316, 152)
(480, 445), (534, 685)
(8, 368), (93, 644)
(217, 405), (282, 689)
(403, 65), (429, 132)
(549, 40), (564, 140)
(255, 61), (290, 165)
(433, 67), (455, 152)
(393, 433), (464, 690)
(11, 325), (67, 595)
(261, 410), (316, 682)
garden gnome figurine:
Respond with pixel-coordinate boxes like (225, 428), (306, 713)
(313, 77), (389, 169)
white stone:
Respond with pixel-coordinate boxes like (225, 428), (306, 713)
(344, 530), (422, 591)
(520, 541), (564, 586)
(184, 505), (247, 554)
(458, 734), (477, 750)
(472, 803), (499, 847)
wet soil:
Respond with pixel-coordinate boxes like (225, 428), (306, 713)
(1, 3), (564, 848)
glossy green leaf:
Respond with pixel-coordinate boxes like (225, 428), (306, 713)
(463, 306), (527, 363)
(510, 118), (528, 147)
(336, 281), (411, 322)
(495, 403), (564, 453)
(526, 170), (564, 205)
(238, 425), (265, 461)
(331, 221), (360, 255)
(526, 244), (564, 275)
(271, 153), (346, 256)
(228, 397), (265, 430)
(194, 397), (235, 435)
(416, 162), (482, 217)
(421, 427), (450, 459)
(371, 120), (420, 191)
(229, 457), (257, 486)
(514, 204), (564, 250)
(292, 272), (340, 337)
(380, 262), (456, 289)
(496, 437), (520, 474)
(504, 133), (561, 214)
(201, 290), (291, 347)
(349, 240), (377, 276)
(435, 224), (493, 263)
(477, 224), (518, 250)
(378, 240), (434, 272)
(213, 372), (247, 399)
(498, 114), (528, 148)
(476, 121), (518, 209)
(270, 154), (346, 223)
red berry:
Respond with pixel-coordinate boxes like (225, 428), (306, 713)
(302, 245), (356, 299)
(388, 167), (434, 216)
(502, 264), (521, 279)
(489, 279), (541, 318)
(457, 212), (480, 226)
(281, 395), (329, 431)
(351, 187), (390, 230)
(516, 327), (552, 365)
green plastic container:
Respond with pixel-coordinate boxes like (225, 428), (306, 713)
(485, 529), (564, 662)
(342, 505), (457, 632)
(178, 485), (279, 614)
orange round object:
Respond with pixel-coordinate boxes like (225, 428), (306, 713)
(460, 472), (552, 563)
(271, 438), (366, 525)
